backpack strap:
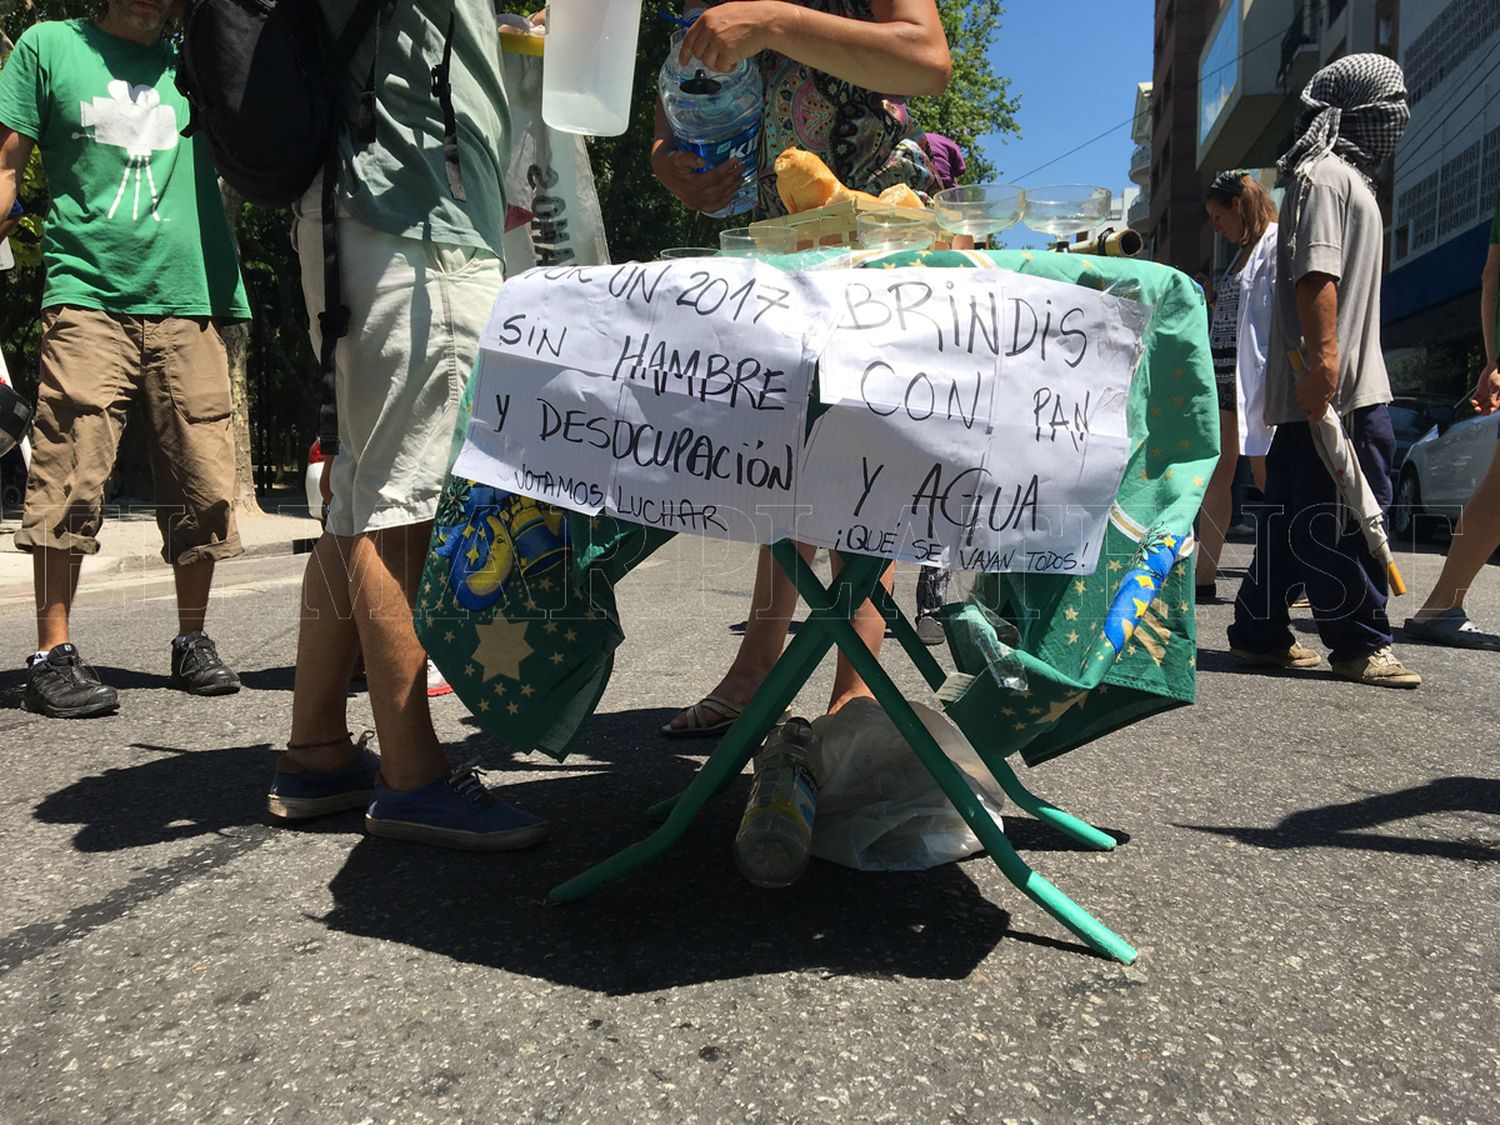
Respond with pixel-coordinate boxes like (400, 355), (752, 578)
(430, 10), (466, 201)
(316, 145), (346, 456)
(315, 0), (388, 457)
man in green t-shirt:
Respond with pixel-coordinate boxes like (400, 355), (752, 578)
(0, 0), (252, 718)
(1403, 191), (1500, 649)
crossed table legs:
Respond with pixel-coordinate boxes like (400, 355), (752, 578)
(548, 541), (1138, 965)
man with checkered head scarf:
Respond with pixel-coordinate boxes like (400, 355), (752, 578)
(1227, 54), (1421, 690)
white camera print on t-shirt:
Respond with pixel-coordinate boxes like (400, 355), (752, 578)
(79, 80), (180, 222)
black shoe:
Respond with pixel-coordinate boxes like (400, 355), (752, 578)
(23, 644), (120, 719)
(170, 632), (241, 696)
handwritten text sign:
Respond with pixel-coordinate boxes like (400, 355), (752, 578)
(454, 259), (824, 541)
(796, 269), (1148, 574)
(454, 261), (1149, 574)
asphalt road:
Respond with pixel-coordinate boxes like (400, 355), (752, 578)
(0, 539), (1495, 1123)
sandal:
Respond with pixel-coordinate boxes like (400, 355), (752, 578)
(1403, 609), (1500, 651)
(661, 693), (744, 739)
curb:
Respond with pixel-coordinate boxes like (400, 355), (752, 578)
(0, 529), (320, 598)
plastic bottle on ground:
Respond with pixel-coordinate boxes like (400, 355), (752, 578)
(733, 717), (821, 888)
(658, 27), (762, 218)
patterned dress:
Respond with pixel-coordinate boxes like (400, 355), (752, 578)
(754, 0), (940, 218)
(1209, 267), (1243, 414)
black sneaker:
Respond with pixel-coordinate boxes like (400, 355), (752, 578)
(23, 644), (120, 719)
(169, 632), (241, 696)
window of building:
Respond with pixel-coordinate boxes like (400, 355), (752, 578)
(1199, 0), (1242, 146)
(1438, 142), (1482, 239)
(1405, 0), (1500, 106)
(1482, 123), (1500, 204)
(1399, 171), (1441, 254)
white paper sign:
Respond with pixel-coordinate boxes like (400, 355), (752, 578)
(455, 261), (1149, 574)
(794, 269), (1147, 575)
(454, 259), (824, 540)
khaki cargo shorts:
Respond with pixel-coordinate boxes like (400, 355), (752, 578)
(15, 306), (243, 565)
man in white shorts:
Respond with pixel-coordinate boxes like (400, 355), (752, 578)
(266, 0), (547, 850)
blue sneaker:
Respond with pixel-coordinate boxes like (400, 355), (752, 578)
(267, 738), (380, 820)
(365, 765), (549, 851)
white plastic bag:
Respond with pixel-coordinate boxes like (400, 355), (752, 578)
(498, 25), (611, 271)
(809, 697), (1005, 872)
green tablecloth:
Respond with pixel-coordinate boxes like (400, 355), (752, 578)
(414, 249), (1217, 764)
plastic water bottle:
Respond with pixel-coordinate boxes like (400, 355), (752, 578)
(733, 718), (821, 888)
(658, 28), (763, 218)
(541, 0), (644, 136)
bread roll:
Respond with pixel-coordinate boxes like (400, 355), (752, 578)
(878, 183), (926, 209)
(774, 147), (843, 214)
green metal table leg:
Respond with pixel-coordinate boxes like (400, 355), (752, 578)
(783, 556), (1136, 963)
(982, 754), (1118, 851)
(643, 548), (892, 823)
(549, 548), (889, 902)
(866, 586), (1116, 851)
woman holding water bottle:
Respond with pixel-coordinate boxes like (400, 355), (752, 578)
(654, 0), (951, 736)
(652, 1), (947, 217)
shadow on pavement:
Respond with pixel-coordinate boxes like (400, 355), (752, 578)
(237, 665), (298, 692)
(27, 708), (1101, 988)
(1180, 776), (1500, 863)
(315, 706), (1092, 992)
(35, 743), (280, 851)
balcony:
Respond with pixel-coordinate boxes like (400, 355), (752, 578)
(1127, 190), (1151, 231)
(1129, 143), (1152, 186)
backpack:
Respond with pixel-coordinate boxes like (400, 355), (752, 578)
(175, 0), (389, 207)
(175, 0), (466, 453)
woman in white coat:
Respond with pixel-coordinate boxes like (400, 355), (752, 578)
(1196, 170), (1279, 601)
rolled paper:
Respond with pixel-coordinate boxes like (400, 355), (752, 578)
(1059, 227), (1143, 258)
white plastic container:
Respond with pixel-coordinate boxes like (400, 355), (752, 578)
(541, 0), (644, 136)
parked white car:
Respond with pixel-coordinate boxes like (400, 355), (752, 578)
(1392, 400), (1498, 541)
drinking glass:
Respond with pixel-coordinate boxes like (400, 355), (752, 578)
(1023, 185), (1113, 239)
(658, 247), (721, 259)
(855, 209), (938, 252)
(932, 184), (1026, 248)
(718, 226), (798, 257)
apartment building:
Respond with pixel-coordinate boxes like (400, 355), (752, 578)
(1384, 0), (1500, 350)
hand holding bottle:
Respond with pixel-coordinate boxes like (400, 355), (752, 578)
(650, 145), (745, 215)
(678, 3), (774, 70)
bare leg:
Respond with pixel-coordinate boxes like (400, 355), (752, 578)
(667, 542), (815, 731)
(1413, 442), (1500, 620)
(1197, 410), (1239, 587)
(1249, 455), (1267, 494)
(282, 532), (361, 773)
(668, 545), (896, 728)
(35, 546), (83, 651)
(346, 522), (448, 791)
(172, 558), (215, 637)
(826, 554), (895, 713)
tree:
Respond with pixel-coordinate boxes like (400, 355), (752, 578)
(911, 0), (1021, 185)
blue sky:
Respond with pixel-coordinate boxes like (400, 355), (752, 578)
(978, 1), (1154, 240)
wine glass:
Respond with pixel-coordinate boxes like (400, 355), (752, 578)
(1023, 185), (1113, 241)
(931, 184), (1026, 249)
